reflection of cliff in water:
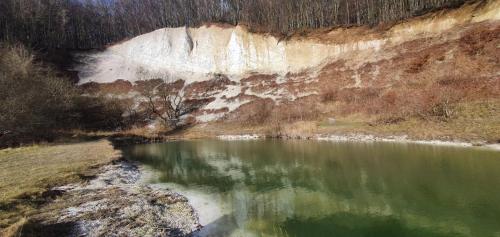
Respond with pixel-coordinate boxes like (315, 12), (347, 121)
(123, 140), (500, 237)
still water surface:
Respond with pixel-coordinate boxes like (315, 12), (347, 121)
(123, 140), (500, 237)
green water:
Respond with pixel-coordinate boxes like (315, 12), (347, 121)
(122, 140), (500, 237)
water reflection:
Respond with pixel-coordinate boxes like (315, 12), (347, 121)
(123, 140), (500, 237)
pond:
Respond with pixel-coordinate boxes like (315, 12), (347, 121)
(122, 140), (500, 237)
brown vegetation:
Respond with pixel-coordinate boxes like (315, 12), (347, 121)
(315, 21), (499, 124)
(184, 74), (235, 98)
(0, 44), (77, 146)
(79, 80), (133, 95)
(0, 43), (127, 147)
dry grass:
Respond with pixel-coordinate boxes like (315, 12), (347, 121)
(0, 218), (27, 237)
(0, 139), (119, 234)
(179, 99), (500, 143)
(315, 99), (500, 142)
(69, 127), (163, 140)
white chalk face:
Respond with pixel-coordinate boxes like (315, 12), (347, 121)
(75, 25), (390, 85)
(74, 0), (500, 86)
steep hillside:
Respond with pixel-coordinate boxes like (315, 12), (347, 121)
(77, 0), (500, 141)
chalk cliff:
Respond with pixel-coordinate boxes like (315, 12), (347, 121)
(77, 0), (500, 123)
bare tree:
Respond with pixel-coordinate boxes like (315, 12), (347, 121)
(136, 73), (200, 129)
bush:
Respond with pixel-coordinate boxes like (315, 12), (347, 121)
(427, 87), (462, 121)
(0, 43), (127, 147)
(72, 96), (126, 131)
(320, 88), (338, 102)
(0, 44), (77, 144)
(319, 78), (472, 124)
(241, 99), (275, 125)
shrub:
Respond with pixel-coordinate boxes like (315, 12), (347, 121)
(0, 44), (77, 144)
(427, 87), (462, 121)
(232, 99), (275, 126)
(72, 96), (126, 131)
(319, 78), (472, 124)
(320, 88), (338, 102)
(0, 43), (127, 147)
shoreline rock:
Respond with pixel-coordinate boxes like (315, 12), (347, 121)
(216, 133), (500, 151)
(217, 134), (261, 140)
(22, 160), (201, 237)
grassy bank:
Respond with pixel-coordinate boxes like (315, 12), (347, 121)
(0, 139), (119, 235)
(172, 99), (500, 143)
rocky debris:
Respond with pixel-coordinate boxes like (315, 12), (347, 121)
(23, 161), (200, 237)
(217, 134), (261, 140)
(327, 118), (336, 125)
(215, 133), (500, 151)
(315, 134), (475, 147)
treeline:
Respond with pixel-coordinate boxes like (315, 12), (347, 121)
(1, 0), (470, 49)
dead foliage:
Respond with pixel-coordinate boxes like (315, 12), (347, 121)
(459, 23), (500, 56)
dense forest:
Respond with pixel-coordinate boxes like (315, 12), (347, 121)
(1, 0), (470, 49)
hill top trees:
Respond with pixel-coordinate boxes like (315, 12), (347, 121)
(1, 0), (469, 50)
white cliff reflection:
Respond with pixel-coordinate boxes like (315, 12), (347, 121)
(124, 140), (500, 237)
